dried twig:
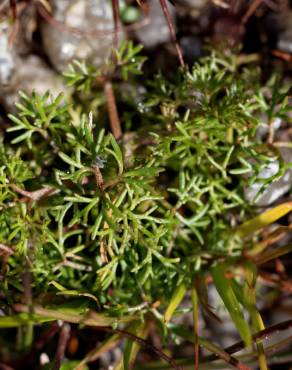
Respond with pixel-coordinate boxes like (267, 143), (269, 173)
(9, 0), (16, 21)
(242, 0), (279, 24)
(20, 322), (61, 367)
(0, 244), (14, 256)
(199, 336), (251, 370)
(10, 184), (59, 202)
(272, 49), (292, 62)
(114, 328), (184, 370)
(159, 0), (185, 67)
(104, 80), (122, 140)
(52, 323), (71, 370)
(203, 320), (292, 363)
(111, 0), (119, 48)
(241, 0), (262, 23)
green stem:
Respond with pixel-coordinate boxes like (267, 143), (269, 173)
(191, 285), (199, 370)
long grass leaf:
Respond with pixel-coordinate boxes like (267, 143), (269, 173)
(236, 202), (292, 237)
(164, 282), (187, 323)
(212, 264), (252, 347)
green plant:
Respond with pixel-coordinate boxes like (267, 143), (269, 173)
(0, 43), (291, 369)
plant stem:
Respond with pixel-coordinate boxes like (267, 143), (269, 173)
(104, 80), (122, 140)
(52, 323), (71, 370)
(111, 0), (119, 48)
(159, 0), (185, 67)
(191, 286), (199, 370)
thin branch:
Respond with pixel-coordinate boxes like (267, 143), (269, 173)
(114, 328), (184, 370)
(241, 0), (278, 24)
(34, 322), (61, 351)
(159, 0), (185, 67)
(91, 165), (104, 189)
(259, 275), (292, 292)
(9, 0), (16, 21)
(12, 303), (182, 370)
(272, 50), (292, 62)
(0, 244), (14, 256)
(242, 0), (262, 24)
(111, 0), (120, 48)
(52, 323), (71, 370)
(10, 184), (59, 202)
(104, 80), (122, 140)
(20, 322), (61, 367)
(203, 320), (292, 363)
(198, 336), (251, 370)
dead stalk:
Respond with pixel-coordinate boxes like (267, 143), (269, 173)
(104, 80), (122, 140)
(52, 323), (71, 370)
(111, 0), (119, 48)
(159, 0), (185, 67)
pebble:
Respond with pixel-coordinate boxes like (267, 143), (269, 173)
(0, 22), (16, 86)
(41, 0), (120, 72)
(0, 55), (66, 112)
(277, 12), (292, 53)
(244, 147), (292, 206)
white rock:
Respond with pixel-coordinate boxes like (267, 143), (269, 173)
(41, 0), (122, 72)
(277, 12), (292, 53)
(244, 149), (292, 206)
(1, 55), (66, 112)
(0, 22), (17, 85)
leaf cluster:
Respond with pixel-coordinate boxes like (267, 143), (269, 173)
(0, 44), (290, 336)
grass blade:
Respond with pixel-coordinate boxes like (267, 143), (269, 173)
(164, 282), (187, 323)
(236, 202), (292, 237)
(212, 263), (252, 347)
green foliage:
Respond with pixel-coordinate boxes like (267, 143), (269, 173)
(0, 42), (291, 367)
(64, 41), (146, 92)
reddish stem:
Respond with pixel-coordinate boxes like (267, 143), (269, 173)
(9, 0), (16, 21)
(159, 0), (185, 67)
(53, 324), (71, 370)
(104, 80), (122, 140)
(241, 0), (262, 24)
(111, 0), (119, 48)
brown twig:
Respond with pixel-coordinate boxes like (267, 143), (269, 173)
(91, 165), (104, 189)
(0, 244), (14, 256)
(52, 323), (71, 370)
(272, 49), (292, 62)
(203, 320), (292, 363)
(22, 265), (33, 308)
(114, 328), (184, 370)
(9, 0), (16, 21)
(19, 322), (61, 368)
(259, 271), (292, 292)
(198, 336), (251, 370)
(242, 0), (279, 24)
(159, 0), (185, 67)
(241, 0), (262, 24)
(13, 303), (182, 370)
(111, 0), (119, 48)
(136, 0), (150, 16)
(104, 80), (122, 140)
(34, 322), (61, 351)
(10, 184), (59, 202)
